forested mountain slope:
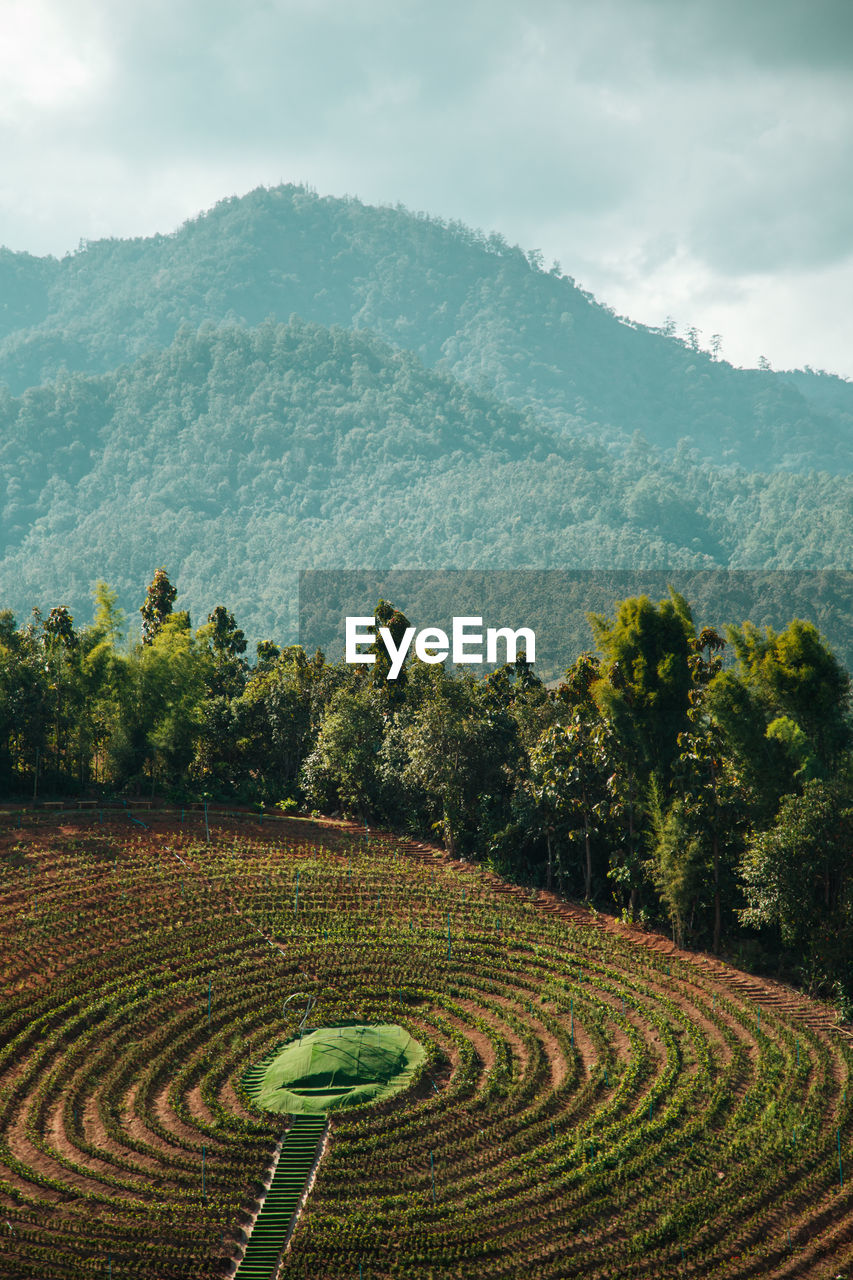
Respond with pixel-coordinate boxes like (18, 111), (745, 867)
(0, 184), (851, 471)
(1, 321), (850, 641)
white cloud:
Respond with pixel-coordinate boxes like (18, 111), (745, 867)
(0, 0), (850, 376)
(0, 0), (108, 118)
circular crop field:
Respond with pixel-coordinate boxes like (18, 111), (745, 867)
(1, 809), (852, 1279)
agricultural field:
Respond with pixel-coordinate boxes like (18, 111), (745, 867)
(0, 809), (852, 1279)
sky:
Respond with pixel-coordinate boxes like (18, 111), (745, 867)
(1, 0), (851, 377)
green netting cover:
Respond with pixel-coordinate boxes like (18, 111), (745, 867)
(247, 1024), (426, 1114)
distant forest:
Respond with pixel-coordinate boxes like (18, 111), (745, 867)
(0, 184), (851, 643)
(2, 573), (852, 1014)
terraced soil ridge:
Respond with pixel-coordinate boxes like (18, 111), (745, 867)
(1, 810), (852, 1278)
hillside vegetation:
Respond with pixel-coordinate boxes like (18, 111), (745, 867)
(1, 185), (851, 472)
(0, 185), (852, 639)
(0, 316), (851, 641)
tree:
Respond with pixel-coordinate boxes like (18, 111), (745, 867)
(588, 589), (696, 783)
(739, 772), (853, 994)
(140, 568), (178, 645)
(300, 681), (385, 820)
(0, 621), (50, 796)
(393, 666), (499, 858)
(40, 606), (79, 786)
(726, 618), (851, 772)
(529, 713), (609, 899)
(647, 785), (704, 949)
(367, 599), (413, 701)
(236, 645), (323, 800)
(196, 605), (248, 702)
(206, 605), (247, 659)
(92, 581), (125, 646)
(109, 614), (204, 792)
(706, 670), (789, 824)
(670, 626), (740, 953)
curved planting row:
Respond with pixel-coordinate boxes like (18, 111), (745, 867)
(0, 813), (851, 1278)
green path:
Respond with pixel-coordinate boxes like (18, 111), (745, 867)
(235, 1113), (327, 1279)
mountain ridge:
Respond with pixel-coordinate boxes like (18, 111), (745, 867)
(1, 318), (850, 643)
(0, 184), (851, 473)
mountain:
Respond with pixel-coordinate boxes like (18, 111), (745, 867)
(0, 184), (851, 645)
(1, 184), (851, 472)
(0, 319), (851, 645)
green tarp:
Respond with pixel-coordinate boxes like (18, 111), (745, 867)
(247, 1023), (426, 1114)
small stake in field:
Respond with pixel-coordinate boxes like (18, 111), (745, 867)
(207, 979), (212, 1029)
(430, 1150), (436, 1204)
(294, 869), (300, 915)
(202, 1144), (206, 1198)
(839, 1128), (843, 1187)
(447, 912), (451, 961)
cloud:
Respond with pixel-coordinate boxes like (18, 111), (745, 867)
(0, 0), (850, 374)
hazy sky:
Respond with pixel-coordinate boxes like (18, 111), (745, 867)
(2, 0), (851, 376)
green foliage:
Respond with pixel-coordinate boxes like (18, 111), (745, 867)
(588, 590), (695, 781)
(739, 772), (853, 990)
(646, 784), (705, 949)
(0, 190), (852, 649)
(1, 184), (851, 471)
(301, 681), (386, 819)
(727, 618), (851, 768)
(1, 582), (852, 999)
(140, 568), (178, 645)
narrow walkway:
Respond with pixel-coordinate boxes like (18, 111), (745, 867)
(235, 1114), (327, 1279)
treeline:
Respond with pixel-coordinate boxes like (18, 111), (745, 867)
(2, 571), (852, 1009)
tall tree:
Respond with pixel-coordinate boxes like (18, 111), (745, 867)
(140, 568), (178, 645)
(739, 771), (853, 995)
(588, 589), (696, 783)
(726, 618), (851, 770)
